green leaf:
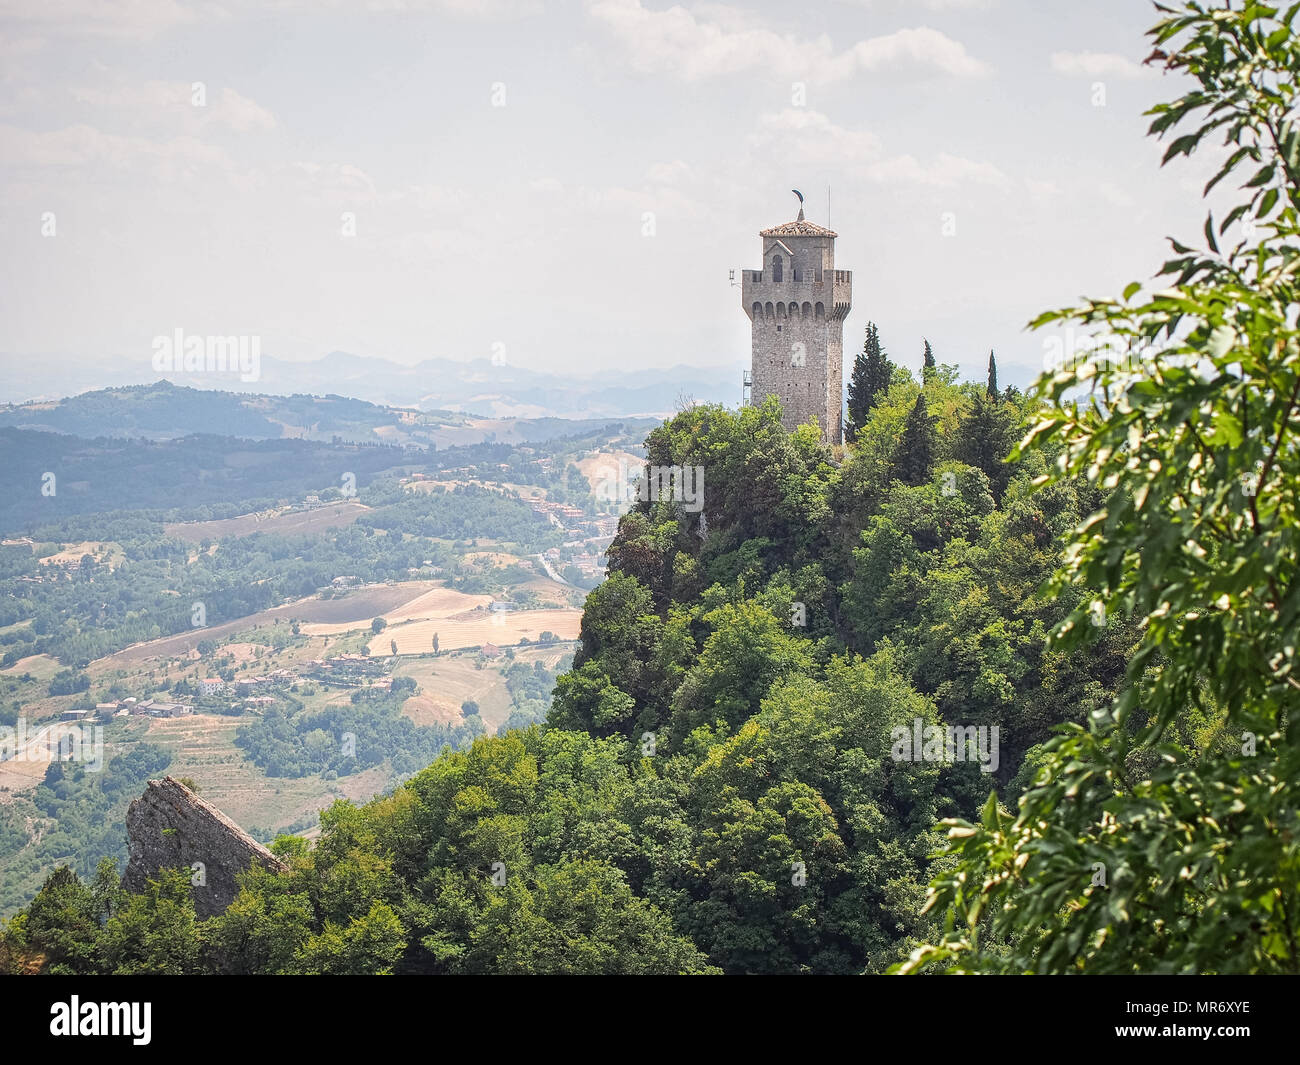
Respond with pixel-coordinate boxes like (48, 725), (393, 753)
(1162, 133), (1200, 164)
(1245, 163), (1275, 188)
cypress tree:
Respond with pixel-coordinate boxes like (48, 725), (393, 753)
(846, 321), (894, 440)
(894, 393), (935, 486)
(922, 339), (936, 384)
(955, 390), (1017, 499)
(986, 350), (999, 397)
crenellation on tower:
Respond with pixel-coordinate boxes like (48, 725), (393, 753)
(741, 206), (851, 445)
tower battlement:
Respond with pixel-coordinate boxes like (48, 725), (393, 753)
(741, 271), (853, 320)
(741, 207), (851, 445)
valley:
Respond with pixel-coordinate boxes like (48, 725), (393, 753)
(0, 397), (639, 914)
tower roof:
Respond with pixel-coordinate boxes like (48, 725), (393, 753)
(759, 215), (837, 238)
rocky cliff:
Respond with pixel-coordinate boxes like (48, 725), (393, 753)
(122, 776), (287, 918)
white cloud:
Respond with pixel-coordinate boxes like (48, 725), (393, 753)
(849, 27), (988, 78)
(0, 0), (540, 40)
(398, 0), (544, 16)
(573, 179), (703, 220)
(586, 0), (990, 82)
(1025, 177), (1061, 204)
(1050, 50), (1152, 79)
(0, 0), (199, 39)
(750, 108), (883, 163)
(1096, 181), (1137, 208)
(287, 161), (381, 207)
(687, 2), (767, 31)
(209, 87), (276, 132)
(0, 122), (233, 177)
(71, 80), (276, 132)
(862, 150), (1009, 188)
(0, 33), (46, 64)
(748, 108), (1005, 189)
(71, 81), (184, 112)
(845, 0), (994, 9)
(646, 159), (693, 184)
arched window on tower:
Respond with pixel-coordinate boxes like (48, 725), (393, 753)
(772, 254), (783, 282)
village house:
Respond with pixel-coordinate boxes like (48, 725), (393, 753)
(137, 700), (193, 718)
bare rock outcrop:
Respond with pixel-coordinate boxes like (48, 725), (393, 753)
(123, 776), (287, 918)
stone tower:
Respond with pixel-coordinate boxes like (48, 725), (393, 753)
(741, 205), (852, 445)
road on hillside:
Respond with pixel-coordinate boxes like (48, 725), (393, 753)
(535, 554), (580, 589)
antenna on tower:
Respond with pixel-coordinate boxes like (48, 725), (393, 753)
(827, 185), (831, 227)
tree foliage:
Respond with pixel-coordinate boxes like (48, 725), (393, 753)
(893, 395), (936, 487)
(902, 0), (1300, 975)
(846, 322), (894, 440)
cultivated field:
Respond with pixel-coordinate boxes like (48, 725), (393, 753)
(0, 654), (61, 681)
(37, 540), (125, 569)
(576, 449), (645, 495)
(144, 714), (393, 835)
(300, 583), (493, 636)
(404, 479), (547, 501)
(0, 749), (56, 797)
(369, 608), (582, 655)
(461, 550), (523, 568)
(0, 723), (141, 802)
(98, 581), (446, 665)
(164, 501), (369, 543)
(396, 645), (566, 733)
(395, 656), (514, 731)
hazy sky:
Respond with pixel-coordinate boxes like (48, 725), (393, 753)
(0, 0), (1219, 391)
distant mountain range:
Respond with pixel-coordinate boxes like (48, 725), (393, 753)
(0, 350), (741, 420)
(0, 381), (661, 448)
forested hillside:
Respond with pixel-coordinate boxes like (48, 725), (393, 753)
(0, 382), (417, 441)
(0, 380), (659, 449)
